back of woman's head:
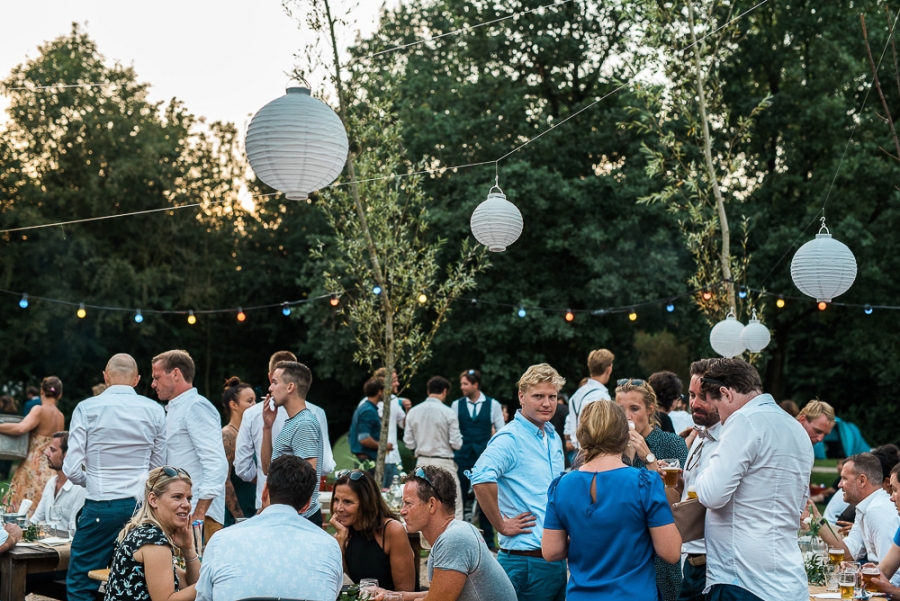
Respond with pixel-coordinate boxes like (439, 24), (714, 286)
(0, 395), (16, 414)
(41, 376), (62, 400)
(221, 376), (252, 418)
(118, 466), (193, 543)
(576, 400), (629, 462)
(331, 470), (397, 538)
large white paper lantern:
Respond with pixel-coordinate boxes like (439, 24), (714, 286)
(740, 309), (771, 353)
(790, 220), (857, 302)
(710, 310), (746, 358)
(245, 87), (349, 201)
(470, 188), (523, 252)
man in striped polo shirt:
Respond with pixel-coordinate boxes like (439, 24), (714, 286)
(261, 361), (324, 526)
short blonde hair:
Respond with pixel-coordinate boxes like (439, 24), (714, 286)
(587, 349), (615, 377)
(615, 379), (659, 430)
(577, 400), (629, 462)
(517, 364), (566, 395)
(799, 399), (835, 424)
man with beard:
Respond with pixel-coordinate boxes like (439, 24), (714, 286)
(30, 431), (85, 529)
(677, 359), (721, 601)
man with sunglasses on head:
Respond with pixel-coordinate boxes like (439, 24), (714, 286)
(64, 353), (167, 601)
(676, 359), (722, 601)
(372, 466), (516, 601)
(693, 358), (813, 601)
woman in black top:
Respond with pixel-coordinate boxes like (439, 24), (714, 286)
(106, 466), (199, 601)
(329, 470), (416, 592)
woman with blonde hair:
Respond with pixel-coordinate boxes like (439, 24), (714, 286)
(0, 376), (65, 510)
(543, 400), (681, 599)
(105, 467), (199, 601)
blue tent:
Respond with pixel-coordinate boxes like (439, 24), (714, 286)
(813, 416), (871, 459)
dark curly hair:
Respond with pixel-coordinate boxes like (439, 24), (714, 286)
(647, 371), (683, 411)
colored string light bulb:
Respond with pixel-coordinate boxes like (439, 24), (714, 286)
(666, 302), (675, 313)
(702, 288), (712, 301)
(134, 310), (143, 323)
(817, 301), (827, 311)
(282, 304), (291, 316)
(329, 294), (339, 307)
(865, 304), (873, 315)
(373, 285), (382, 295)
(776, 297), (785, 309)
(518, 306), (526, 318)
(565, 309), (574, 322)
(187, 311), (197, 325)
(418, 293), (428, 304)
(77, 303), (86, 319)
(18, 294), (28, 309)
(629, 310), (638, 321)
(237, 308), (246, 322)
(738, 286), (748, 299)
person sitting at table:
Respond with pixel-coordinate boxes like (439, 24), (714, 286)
(329, 469), (416, 592)
(195, 455), (343, 601)
(104, 466), (200, 601)
(373, 465), (516, 601)
(0, 523), (22, 553)
(29, 431), (86, 531)
(542, 400), (681, 600)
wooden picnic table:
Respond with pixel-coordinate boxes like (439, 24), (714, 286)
(0, 542), (69, 601)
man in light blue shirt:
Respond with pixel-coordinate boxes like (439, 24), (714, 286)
(196, 454), (343, 601)
(470, 363), (567, 601)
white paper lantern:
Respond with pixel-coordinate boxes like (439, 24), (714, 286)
(790, 220), (857, 302)
(740, 309), (771, 353)
(710, 310), (746, 358)
(245, 87), (349, 201)
(470, 188), (523, 252)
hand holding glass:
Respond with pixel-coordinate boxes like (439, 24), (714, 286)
(659, 458), (682, 487)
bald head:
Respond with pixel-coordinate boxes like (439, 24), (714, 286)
(104, 354), (140, 387)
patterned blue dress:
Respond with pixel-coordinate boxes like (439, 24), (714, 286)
(105, 523), (178, 601)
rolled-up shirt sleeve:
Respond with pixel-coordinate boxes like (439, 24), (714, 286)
(234, 413), (257, 483)
(695, 413), (755, 510)
(844, 522), (865, 560)
(467, 432), (517, 485)
(185, 403), (228, 500)
(63, 405), (87, 487)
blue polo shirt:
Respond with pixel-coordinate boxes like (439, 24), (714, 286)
(467, 410), (565, 551)
(349, 400), (381, 460)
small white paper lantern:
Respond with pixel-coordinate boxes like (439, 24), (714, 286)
(710, 310), (746, 358)
(790, 219), (857, 302)
(245, 86), (349, 201)
(470, 188), (523, 252)
(740, 309), (771, 353)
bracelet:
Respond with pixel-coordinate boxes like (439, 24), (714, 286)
(184, 555), (200, 564)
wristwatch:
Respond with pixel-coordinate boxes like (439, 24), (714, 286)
(645, 452), (656, 463)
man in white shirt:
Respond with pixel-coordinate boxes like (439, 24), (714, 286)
(30, 431), (85, 530)
(65, 353), (167, 601)
(404, 376), (464, 520)
(796, 399), (835, 445)
(234, 350), (335, 512)
(694, 358), (813, 601)
(151, 349), (228, 541)
(196, 455), (342, 601)
(677, 359), (721, 601)
(369, 367), (411, 487)
(563, 349), (613, 455)
(816, 453), (900, 586)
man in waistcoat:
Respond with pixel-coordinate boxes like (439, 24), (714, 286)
(451, 369), (505, 549)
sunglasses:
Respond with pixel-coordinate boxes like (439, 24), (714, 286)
(414, 467), (442, 504)
(617, 378), (646, 387)
(700, 377), (728, 389)
(335, 469), (366, 482)
(149, 466), (190, 491)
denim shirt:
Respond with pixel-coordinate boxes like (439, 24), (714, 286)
(467, 410), (565, 551)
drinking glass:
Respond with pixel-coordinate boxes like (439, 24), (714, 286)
(825, 565), (839, 592)
(862, 566), (881, 594)
(659, 458), (682, 487)
(827, 546), (845, 566)
(838, 571), (857, 601)
(359, 579), (378, 600)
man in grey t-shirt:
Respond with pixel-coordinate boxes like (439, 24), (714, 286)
(374, 465), (515, 601)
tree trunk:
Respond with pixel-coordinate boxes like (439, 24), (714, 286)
(687, 0), (736, 312)
(322, 0), (394, 484)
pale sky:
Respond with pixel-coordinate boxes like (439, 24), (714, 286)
(0, 0), (390, 130)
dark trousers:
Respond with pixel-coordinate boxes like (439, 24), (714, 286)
(305, 507), (323, 528)
(677, 559), (707, 601)
(706, 584), (764, 601)
(68, 498), (137, 601)
(457, 461), (495, 548)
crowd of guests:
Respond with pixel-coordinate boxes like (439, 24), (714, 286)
(3, 345), (899, 601)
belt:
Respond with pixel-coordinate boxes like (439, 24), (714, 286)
(419, 455), (454, 460)
(687, 553), (706, 567)
(500, 548), (544, 559)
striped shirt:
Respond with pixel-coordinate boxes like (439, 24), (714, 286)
(272, 408), (322, 518)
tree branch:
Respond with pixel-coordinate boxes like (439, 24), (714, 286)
(862, 13), (900, 163)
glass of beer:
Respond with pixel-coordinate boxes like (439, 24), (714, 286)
(838, 571), (857, 601)
(827, 547), (844, 565)
(659, 458), (682, 487)
(862, 566), (880, 593)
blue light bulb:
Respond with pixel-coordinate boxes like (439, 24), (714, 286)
(373, 285), (382, 295)
(282, 305), (291, 316)
(518, 307), (526, 318)
(738, 287), (747, 299)
(865, 304), (873, 315)
(666, 303), (675, 313)
(18, 295), (28, 309)
(134, 310), (143, 323)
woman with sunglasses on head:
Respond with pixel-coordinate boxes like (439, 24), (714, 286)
(329, 469), (416, 592)
(615, 378), (688, 601)
(105, 466), (199, 601)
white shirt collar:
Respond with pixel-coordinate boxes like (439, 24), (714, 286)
(856, 488), (890, 515)
(166, 387), (197, 408)
(466, 392), (486, 405)
(100, 385), (137, 396)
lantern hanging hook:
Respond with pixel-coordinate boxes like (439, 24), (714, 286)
(286, 75), (311, 90)
(726, 307), (737, 319)
(489, 171), (503, 195)
(750, 307), (759, 320)
(818, 216), (830, 235)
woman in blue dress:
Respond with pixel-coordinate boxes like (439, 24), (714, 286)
(542, 400), (681, 601)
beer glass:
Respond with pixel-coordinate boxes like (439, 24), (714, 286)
(838, 571), (856, 601)
(659, 458), (682, 487)
(828, 547), (844, 565)
(862, 566), (880, 594)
